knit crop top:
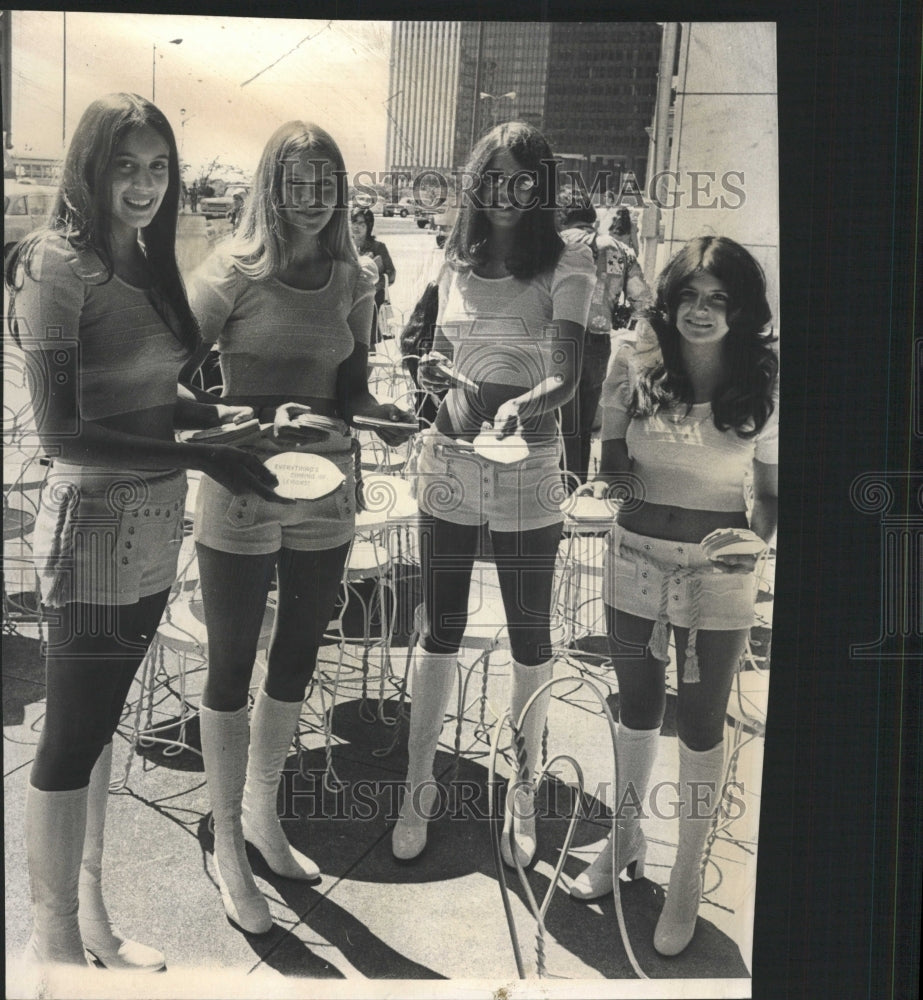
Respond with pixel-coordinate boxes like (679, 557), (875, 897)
(435, 242), (596, 390)
(600, 343), (779, 512)
(12, 236), (190, 421)
(187, 251), (378, 400)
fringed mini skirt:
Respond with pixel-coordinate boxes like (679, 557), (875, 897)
(603, 524), (758, 682)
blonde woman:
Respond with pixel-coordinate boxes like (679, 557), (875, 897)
(182, 121), (413, 933)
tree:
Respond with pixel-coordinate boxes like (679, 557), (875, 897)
(183, 157), (248, 195)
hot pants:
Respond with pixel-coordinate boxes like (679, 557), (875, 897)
(193, 431), (357, 555)
(414, 427), (565, 532)
(32, 463), (187, 608)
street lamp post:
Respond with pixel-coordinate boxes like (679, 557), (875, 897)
(152, 38), (183, 104)
(479, 90), (517, 130)
(178, 108), (195, 159)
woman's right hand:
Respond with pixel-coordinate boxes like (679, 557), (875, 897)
(417, 351), (456, 393)
(198, 444), (295, 503)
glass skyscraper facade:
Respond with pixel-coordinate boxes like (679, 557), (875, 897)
(386, 21), (662, 190)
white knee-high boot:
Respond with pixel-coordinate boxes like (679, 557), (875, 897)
(391, 649), (457, 861)
(570, 722), (660, 899)
(78, 742), (165, 970)
(241, 687), (319, 881)
(24, 783), (92, 966)
(199, 704), (272, 934)
(654, 739), (725, 956)
(501, 658), (554, 868)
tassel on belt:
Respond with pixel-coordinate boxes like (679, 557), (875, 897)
(618, 538), (706, 684)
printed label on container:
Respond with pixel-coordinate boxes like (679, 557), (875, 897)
(264, 453), (346, 500)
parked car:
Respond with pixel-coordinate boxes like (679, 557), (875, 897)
(415, 203), (448, 229)
(382, 196), (415, 218)
(199, 185), (249, 220)
(4, 181), (58, 256)
(432, 203), (459, 248)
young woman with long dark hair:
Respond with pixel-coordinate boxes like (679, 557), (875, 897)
(5, 93), (279, 970)
(391, 121), (596, 866)
(570, 236), (779, 958)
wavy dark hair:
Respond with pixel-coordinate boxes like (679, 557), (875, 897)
(634, 236), (778, 437)
(444, 121), (563, 279)
(4, 93), (197, 353)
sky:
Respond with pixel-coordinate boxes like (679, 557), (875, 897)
(7, 11), (393, 182)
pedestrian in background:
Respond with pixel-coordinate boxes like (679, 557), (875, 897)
(182, 120), (414, 934)
(227, 191), (245, 234)
(558, 202), (653, 487)
(392, 121), (595, 868)
(4, 92), (278, 971)
(350, 205), (396, 347)
(571, 236), (778, 958)
(610, 205), (640, 256)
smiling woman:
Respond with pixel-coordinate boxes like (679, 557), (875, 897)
(107, 127), (171, 273)
(3, 91), (280, 974)
(178, 119), (415, 935)
(571, 236), (779, 957)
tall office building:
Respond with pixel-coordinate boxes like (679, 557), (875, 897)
(385, 21), (661, 191)
(386, 22), (462, 178)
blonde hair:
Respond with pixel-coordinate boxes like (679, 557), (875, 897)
(228, 121), (357, 280)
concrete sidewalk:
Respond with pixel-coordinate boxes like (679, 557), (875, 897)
(3, 548), (770, 999)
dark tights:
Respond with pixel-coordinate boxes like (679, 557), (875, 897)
(605, 604), (748, 751)
(196, 542), (351, 711)
(31, 589), (171, 791)
(418, 514), (562, 666)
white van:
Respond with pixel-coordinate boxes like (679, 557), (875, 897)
(4, 181), (58, 255)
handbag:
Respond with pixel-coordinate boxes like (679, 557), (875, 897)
(399, 280), (439, 360)
(399, 280), (443, 428)
(378, 273), (395, 339)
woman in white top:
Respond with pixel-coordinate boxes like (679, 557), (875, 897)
(391, 122), (595, 866)
(570, 236), (779, 957)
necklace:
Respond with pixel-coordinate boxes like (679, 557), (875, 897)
(664, 403), (712, 437)
(666, 402), (710, 424)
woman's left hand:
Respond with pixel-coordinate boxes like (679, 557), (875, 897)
(709, 552), (761, 574)
(492, 398), (523, 439)
(701, 527), (767, 574)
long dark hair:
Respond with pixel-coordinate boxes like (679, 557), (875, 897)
(4, 93), (198, 352)
(635, 236), (778, 436)
(444, 121), (563, 280)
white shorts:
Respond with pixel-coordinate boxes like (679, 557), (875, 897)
(414, 428), (565, 532)
(32, 464), (187, 608)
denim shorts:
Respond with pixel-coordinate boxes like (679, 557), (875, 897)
(193, 440), (357, 555)
(414, 427), (565, 532)
(32, 464), (187, 608)
(603, 524), (757, 631)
